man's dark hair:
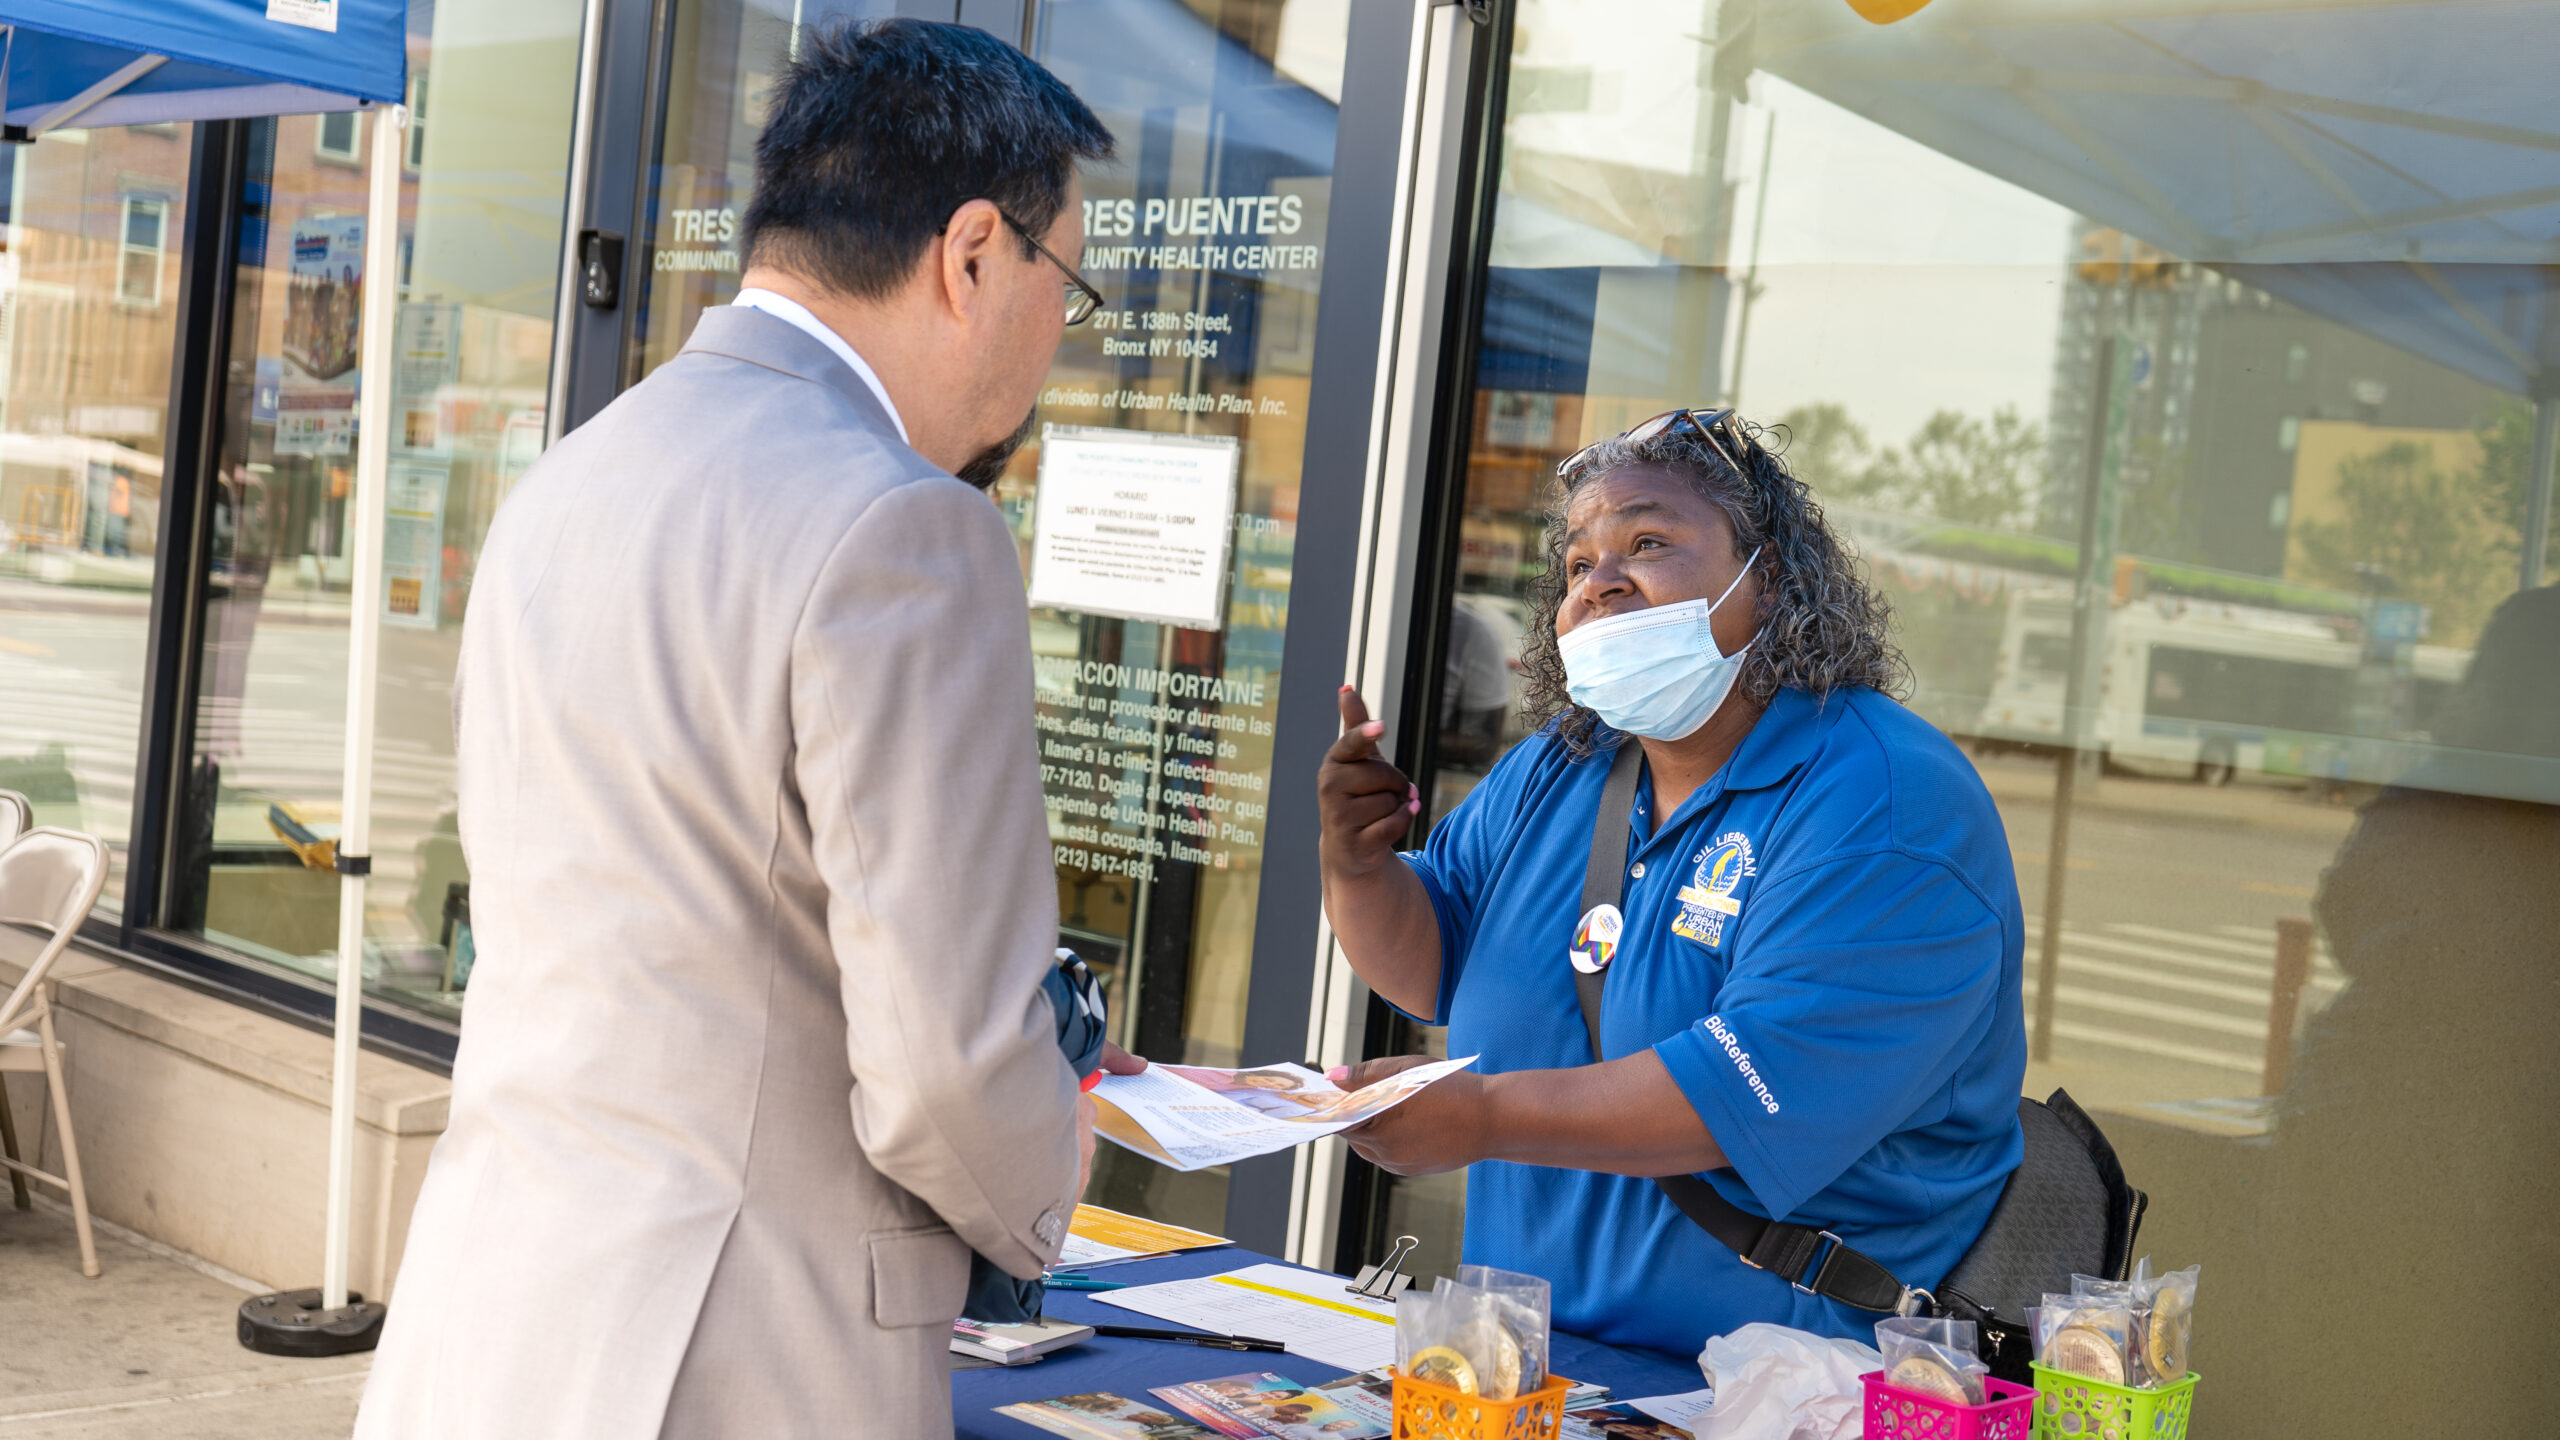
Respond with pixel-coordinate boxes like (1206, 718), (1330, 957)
(743, 18), (1113, 299)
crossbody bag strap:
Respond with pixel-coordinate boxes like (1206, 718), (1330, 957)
(1573, 742), (1915, 1317)
(1573, 742), (1646, 1065)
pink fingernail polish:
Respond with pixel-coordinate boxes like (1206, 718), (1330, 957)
(1407, 798), (1420, 813)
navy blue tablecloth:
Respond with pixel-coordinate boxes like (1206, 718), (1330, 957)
(952, 1248), (1704, 1438)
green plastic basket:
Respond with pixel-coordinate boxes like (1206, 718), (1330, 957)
(2028, 1364), (2199, 1440)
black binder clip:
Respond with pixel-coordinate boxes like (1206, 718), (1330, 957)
(1346, 1234), (1419, 1302)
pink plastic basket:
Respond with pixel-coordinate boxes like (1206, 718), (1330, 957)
(1861, 1370), (2038, 1440)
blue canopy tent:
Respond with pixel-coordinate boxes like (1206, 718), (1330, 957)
(2, 0), (410, 1353)
(1758, 0), (2560, 590)
(0, 0), (403, 131)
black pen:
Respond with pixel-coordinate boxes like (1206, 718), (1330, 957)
(1091, 1323), (1288, 1353)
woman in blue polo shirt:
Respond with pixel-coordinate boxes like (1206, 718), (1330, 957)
(1318, 409), (2027, 1357)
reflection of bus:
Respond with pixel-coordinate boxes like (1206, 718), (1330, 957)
(1972, 591), (2467, 783)
(0, 434), (163, 574)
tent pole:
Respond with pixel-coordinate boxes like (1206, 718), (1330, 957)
(322, 99), (408, 1315)
(2523, 392), (2556, 591)
(2033, 330), (2124, 1063)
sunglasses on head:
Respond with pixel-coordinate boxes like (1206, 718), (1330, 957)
(1558, 407), (1747, 481)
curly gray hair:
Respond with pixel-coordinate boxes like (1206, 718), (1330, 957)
(1520, 415), (1910, 757)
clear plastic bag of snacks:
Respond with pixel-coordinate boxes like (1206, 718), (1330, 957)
(2131, 1263), (2198, 1387)
(1453, 1265), (1549, 1400)
(1395, 1267), (1553, 1402)
(2036, 1291), (2133, 1386)
(1873, 1314), (1989, 1406)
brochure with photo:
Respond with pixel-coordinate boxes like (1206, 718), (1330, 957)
(996, 1393), (1222, 1440)
(1150, 1371), (1388, 1440)
(1307, 1370), (1396, 1427)
(1058, 1203), (1234, 1271)
(1091, 1057), (1477, 1172)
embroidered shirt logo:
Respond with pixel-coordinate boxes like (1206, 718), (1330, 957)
(1671, 830), (1756, 947)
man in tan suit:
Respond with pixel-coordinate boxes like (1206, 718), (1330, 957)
(357, 21), (1118, 1438)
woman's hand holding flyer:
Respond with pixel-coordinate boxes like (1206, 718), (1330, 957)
(1091, 1057), (1480, 1171)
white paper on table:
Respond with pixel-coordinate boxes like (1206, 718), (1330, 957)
(1629, 1389), (1717, 1429)
(1091, 1056), (1479, 1172)
(1095, 1262), (1401, 1373)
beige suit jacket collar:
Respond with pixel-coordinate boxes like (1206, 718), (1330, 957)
(679, 305), (908, 448)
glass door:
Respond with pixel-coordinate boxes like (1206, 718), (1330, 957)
(1008, 0), (1354, 1237)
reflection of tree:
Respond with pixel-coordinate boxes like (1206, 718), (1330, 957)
(2472, 398), (2555, 582)
(2292, 439), (2506, 644)
(1768, 402), (1876, 498)
(1867, 408), (2044, 528)
(1773, 403), (2044, 530)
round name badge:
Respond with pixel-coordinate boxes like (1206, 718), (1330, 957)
(1569, 904), (1624, 974)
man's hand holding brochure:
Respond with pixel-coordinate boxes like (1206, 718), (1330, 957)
(1091, 1056), (1480, 1172)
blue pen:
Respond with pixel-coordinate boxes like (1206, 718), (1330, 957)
(1044, 1276), (1128, 1292)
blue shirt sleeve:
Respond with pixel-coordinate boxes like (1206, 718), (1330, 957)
(1392, 737), (1552, 1025)
(1654, 847), (2006, 1221)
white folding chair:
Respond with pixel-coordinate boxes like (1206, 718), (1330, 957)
(0, 827), (109, 1276)
(0, 792), (23, 1212)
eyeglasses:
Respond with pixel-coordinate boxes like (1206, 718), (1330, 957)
(1558, 407), (1747, 480)
(1002, 211), (1107, 327)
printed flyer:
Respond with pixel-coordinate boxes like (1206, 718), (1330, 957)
(1090, 1058), (1476, 1172)
(277, 216), (365, 456)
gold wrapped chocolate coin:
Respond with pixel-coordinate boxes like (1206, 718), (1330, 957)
(1886, 1353), (1973, 1404)
(1406, 1345), (1479, 1394)
(2049, 1323), (2126, 1385)
(2145, 1289), (2190, 1381)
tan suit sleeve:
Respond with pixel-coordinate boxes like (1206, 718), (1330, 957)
(790, 476), (1082, 1278)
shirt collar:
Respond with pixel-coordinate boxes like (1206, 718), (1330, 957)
(729, 288), (909, 444)
(1722, 686), (1824, 792)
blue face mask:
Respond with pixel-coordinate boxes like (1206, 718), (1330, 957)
(1558, 559), (1756, 741)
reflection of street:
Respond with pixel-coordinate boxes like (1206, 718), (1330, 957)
(1973, 749), (2351, 1112)
(1, 581), (463, 987)
(0, 582), (151, 903)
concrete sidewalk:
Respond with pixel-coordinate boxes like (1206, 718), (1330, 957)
(0, 1201), (366, 1438)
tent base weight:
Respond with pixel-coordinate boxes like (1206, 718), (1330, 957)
(238, 1288), (386, 1356)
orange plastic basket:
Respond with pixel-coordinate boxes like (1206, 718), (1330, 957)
(1389, 1370), (1573, 1440)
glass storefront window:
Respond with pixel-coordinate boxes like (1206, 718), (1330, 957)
(173, 4), (583, 1021)
(0, 125), (194, 916)
(1401, 1), (2558, 1421)
(630, 0), (1354, 1237)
